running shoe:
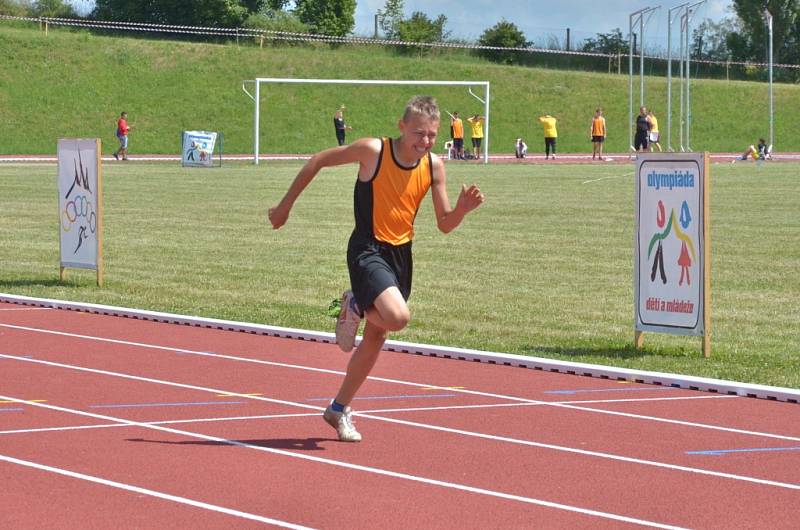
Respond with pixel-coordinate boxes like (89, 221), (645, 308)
(323, 403), (362, 442)
(335, 290), (361, 352)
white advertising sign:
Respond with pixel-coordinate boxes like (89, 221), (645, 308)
(635, 153), (708, 337)
(182, 131), (217, 167)
(58, 138), (102, 274)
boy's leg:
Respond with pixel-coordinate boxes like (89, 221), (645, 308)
(334, 287), (409, 406)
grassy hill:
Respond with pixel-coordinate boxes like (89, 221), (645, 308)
(0, 23), (798, 155)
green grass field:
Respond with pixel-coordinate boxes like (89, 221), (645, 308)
(1, 159), (798, 388)
(1, 24), (798, 155)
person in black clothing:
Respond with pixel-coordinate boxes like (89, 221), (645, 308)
(333, 105), (352, 146)
(634, 106), (650, 152)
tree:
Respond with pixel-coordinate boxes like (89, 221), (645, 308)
(581, 28), (629, 55)
(396, 11), (447, 43)
(30, 0), (77, 17)
(691, 18), (737, 61)
(91, 0), (251, 27)
(729, 0), (800, 67)
(379, 0), (404, 40)
(476, 20), (528, 64)
(294, 0), (355, 37)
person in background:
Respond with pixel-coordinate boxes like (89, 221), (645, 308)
(447, 111), (465, 160)
(589, 108), (607, 161)
(538, 113), (558, 160)
(648, 110), (662, 152)
(333, 105), (353, 146)
(113, 111), (131, 161)
(515, 138), (528, 159)
(634, 106), (650, 153)
(268, 96), (485, 443)
(466, 114), (485, 160)
(732, 138), (770, 163)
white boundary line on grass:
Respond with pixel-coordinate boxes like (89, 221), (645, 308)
(1, 293), (798, 403)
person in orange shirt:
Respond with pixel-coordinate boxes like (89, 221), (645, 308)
(113, 111), (131, 161)
(538, 113), (558, 160)
(589, 108), (607, 161)
(448, 111), (465, 159)
(268, 96), (485, 442)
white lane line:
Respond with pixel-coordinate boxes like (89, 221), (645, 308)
(0, 395), (733, 436)
(0, 322), (798, 443)
(2, 356), (800, 491)
(0, 393), (686, 530)
(0, 453), (314, 529)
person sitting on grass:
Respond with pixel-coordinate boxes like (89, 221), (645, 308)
(268, 96), (485, 443)
(732, 138), (770, 163)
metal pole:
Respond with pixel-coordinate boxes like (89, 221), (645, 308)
(640, 14), (645, 106)
(629, 12), (636, 154)
(254, 81), (260, 165)
(667, 3), (690, 152)
(685, 1), (706, 152)
(679, 12), (686, 151)
(484, 83), (490, 164)
(765, 9), (774, 150)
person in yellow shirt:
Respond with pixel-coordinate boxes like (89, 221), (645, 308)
(268, 96), (484, 442)
(466, 114), (484, 159)
(647, 111), (662, 152)
(538, 113), (558, 160)
(589, 108), (607, 161)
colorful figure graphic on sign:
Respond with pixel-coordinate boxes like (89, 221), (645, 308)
(648, 200), (669, 284)
(647, 199), (697, 288)
(676, 200), (695, 286)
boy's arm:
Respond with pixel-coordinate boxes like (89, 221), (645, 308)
(268, 138), (379, 229)
(429, 155), (484, 234)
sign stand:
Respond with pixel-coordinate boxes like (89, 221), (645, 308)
(634, 152), (710, 357)
(57, 138), (104, 287)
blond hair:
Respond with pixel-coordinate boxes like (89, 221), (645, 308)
(402, 95), (440, 122)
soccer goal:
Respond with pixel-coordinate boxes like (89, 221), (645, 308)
(241, 78), (491, 164)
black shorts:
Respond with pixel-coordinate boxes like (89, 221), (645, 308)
(335, 129), (346, 146)
(347, 231), (413, 311)
(592, 136), (605, 143)
(472, 138), (482, 148)
(453, 138), (464, 150)
(634, 131), (649, 151)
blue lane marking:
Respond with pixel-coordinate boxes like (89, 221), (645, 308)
(0, 407), (25, 412)
(544, 387), (677, 395)
(88, 401), (246, 409)
(307, 393), (457, 402)
(686, 446), (800, 456)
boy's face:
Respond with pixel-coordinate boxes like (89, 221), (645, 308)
(399, 114), (440, 157)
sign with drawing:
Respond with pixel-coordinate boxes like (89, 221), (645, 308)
(634, 153), (710, 355)
(57, 138), (103, 286)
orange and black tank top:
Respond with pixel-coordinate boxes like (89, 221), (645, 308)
(354, 137), (433, 246)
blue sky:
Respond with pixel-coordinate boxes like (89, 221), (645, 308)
(354, 1), (735, 50)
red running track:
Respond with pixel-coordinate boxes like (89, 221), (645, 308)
(1, 301), (799, 529)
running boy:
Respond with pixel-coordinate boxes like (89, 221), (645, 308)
(268, 96), (485, 442)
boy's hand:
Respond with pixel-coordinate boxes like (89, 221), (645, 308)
(268, 203), (290, 229)
(456, 184), (485, 214)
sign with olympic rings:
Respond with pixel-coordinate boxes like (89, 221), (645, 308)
(634, 152), (710, 356)
(57, 138), (103, 285)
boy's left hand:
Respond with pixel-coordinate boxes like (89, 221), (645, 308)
(457, 184), (485, 214)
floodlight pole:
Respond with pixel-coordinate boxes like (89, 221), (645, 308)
(667, 3), (690, 152)
(684, 0), (705, 152)
(765, 9), (774, 150)
(629, 6), (660, 156)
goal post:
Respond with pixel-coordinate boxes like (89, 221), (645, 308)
(242, 78), (491, 164)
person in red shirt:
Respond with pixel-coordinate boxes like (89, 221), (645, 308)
(113, 111), (131, 160)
